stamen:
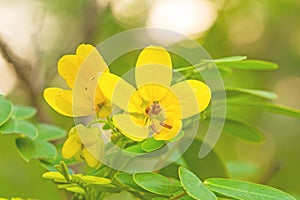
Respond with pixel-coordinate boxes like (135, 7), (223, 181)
(150, 124), (159, 133)
(145, 106), (151, 114)
(160, 121), (172, 129)
(145, 102), (162, 115)
(95, 103), (104, 112)
(151, 103), (161, 115)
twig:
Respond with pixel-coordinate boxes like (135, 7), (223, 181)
(0, 37), (32, 84)
(169, 191), (187, 200)
(83, 0), (99, 42)
(0, 37), (46, 120)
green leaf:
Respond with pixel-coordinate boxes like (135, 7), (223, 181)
(0, 97), (13, 126)
(180, 139), (228, 179)
(15, 137), (36, 162)
(90, 184), (121, 193)
(105, 191), (136, 200)
(179, 195), (195, 200)
(15, 120), (38, 139)
(141, 137), (165, 152)
(221, 118), (265, 143)
(218, 67), (233, 77)
(80, 175), (111, 184)
(179, 166), (217, 200)
(102, 123), (111, 130)
(0, 119), (38, 139)
(12, 105), (37, 120)
(42, 171), (68, 183)
(174, 64), (232, 77)
(124, 143), (145, 154)
(55, 161), (71, 181)
(217, 59), (278, 70)
(170, 131), (184, 143)
(0, 119), (15, 133)
(115, 173), (146, 191)
(226, 161), (258, 179)
(204, 178), (296, 200)
(58, 184), (85, 194)
(34, 140), (57, 161)
(35, 123), (66, 141)
(228, 101), (300, 118)
(207, 56), (247, 63)
(133, 173), (182, 196)
(224, 88), (277, 100)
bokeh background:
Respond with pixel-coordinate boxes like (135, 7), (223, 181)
(0, 0), (299, 199)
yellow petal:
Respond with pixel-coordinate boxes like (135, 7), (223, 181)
(113, 114), (149, 141)
(72, 70), (111, 117)
(44, 87), (95, 117)
(58, 44), (109, 89)
(136, 46), (172, 68)
(74, 125), (103, 168)
(135, 46), (172, 88)
(76, 44), (108, 73)
(128, 90), (144, 114)
(154, 118), (182, 141)
(171, 80), (211, 119)
(58, 55), (79, 89)
(83, 147), (101, 168)
(163, 104), (182, 120)
(137, 84), (170, 103)
(97, 104), (112, 118)
(98, 72), (135, 111)
(75, 44), (109, 90)
(43, 87), (73, 117)
(78, 126), (103, 149)
(62, 134), (82, 159)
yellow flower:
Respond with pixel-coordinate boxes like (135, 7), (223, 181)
(43, 44), (111, 118)
(99, 46), (211, 141)
(62, 125), (104, 168)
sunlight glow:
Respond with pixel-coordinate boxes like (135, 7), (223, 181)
(147, 0), (218, 38)
(111, 0), (147, 26)
(225, 2), (265, 45)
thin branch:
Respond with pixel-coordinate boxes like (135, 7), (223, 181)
(0, 37), (46, 120)
(83, 0), (100, 43)
(0, 37), (32, 83)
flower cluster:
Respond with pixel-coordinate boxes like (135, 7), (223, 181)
(44, 44), (211, 168)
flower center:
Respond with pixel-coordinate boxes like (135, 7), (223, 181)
(145, 101), (172, 133)
(145, 101), (161, 116)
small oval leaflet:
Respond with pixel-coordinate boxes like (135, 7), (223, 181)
(179, 166), (217, 200)
(133, 173), (183, 196)
(204, 178), (296, 200)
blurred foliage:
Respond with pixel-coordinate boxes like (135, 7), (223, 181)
(0, 0), (300, 199)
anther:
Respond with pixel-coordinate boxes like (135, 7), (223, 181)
(150, 124), (159, 133)
(160, 121), (172, 129)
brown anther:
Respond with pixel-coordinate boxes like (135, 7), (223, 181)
(95, 103), (104, 112)
(150, 124), (159, 133)
(145, 106), (151, 114)
(160, 121), (172, 129)
(145, 102), (162, 116)
(151, 102), (161, 115)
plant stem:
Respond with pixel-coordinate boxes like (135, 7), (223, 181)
(169, 191), (187, 200)
(174, 60), (207, 72)
(87, 119), (108, 128)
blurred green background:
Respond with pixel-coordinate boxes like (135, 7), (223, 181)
(0, 0), (299, 199)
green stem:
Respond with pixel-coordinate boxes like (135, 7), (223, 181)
(106, 116), (118, 132)
(87, 119), (108, 128)
(174, 60), (207, 72)
(169, 191), (187, 200)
